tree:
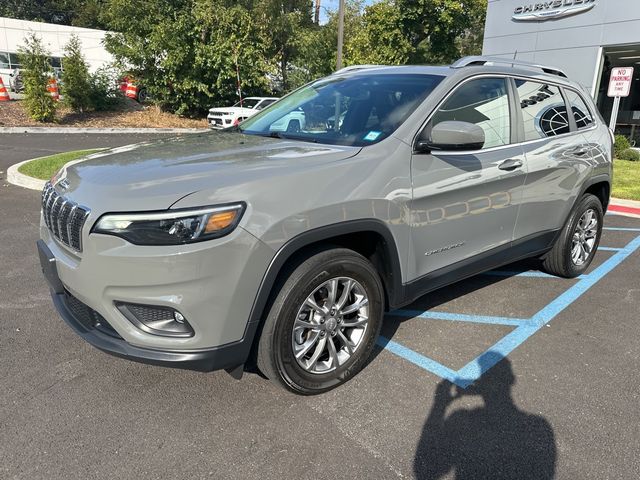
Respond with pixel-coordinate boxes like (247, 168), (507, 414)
(0, 0), (108, 29)
(102, 0), (271, 115)
(61, 34), (92, 113)
(346, 0), (414, 65)
(18, 33), (57, 122)
(396, 0), (487, 64)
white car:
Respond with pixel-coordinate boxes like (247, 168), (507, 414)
(207, 97), (278, 129)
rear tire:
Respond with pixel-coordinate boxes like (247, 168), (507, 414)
(542, 193), (603, 278)
(257, 248), (384, 394)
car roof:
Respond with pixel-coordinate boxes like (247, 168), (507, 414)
(332, 57), (579, 89)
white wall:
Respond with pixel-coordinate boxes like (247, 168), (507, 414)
(0, 17), (112, 82)
(482, 0), (640, 95)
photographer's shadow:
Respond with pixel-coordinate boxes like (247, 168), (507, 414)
(414, 351), (556, 480)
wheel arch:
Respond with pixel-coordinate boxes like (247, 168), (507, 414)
(240, 219), (404, 365)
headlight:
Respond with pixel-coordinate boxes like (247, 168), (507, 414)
(92, 203), (245, 245)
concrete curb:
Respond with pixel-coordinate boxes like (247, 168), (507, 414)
(609, 197), (640, 218)
(0, 127), (208, 134)
(7, 158), (48, 191)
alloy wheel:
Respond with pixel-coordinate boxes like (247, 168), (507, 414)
(571, 208), (598, 266)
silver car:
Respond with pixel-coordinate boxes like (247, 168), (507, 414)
(38, 56), (612, 394)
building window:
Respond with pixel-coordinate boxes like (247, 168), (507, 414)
(430, 77), (511, 148)
(514, 80), (569, 140)
(565, 90), (594, 130)
(0, 52), (9, 69)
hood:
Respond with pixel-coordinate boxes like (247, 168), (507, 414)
(53, 132), (361, 214)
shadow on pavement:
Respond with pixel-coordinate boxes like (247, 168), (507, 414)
(413, 351), (556, 480)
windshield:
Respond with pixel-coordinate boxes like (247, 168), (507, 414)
(233, 98), (262, 109)
(240, 73), (444, 146)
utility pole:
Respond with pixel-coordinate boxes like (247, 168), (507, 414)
(314, 0), (321, 24)
(336, 0), (345, 70)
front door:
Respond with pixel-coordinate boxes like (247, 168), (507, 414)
(409, 77), (526, 280)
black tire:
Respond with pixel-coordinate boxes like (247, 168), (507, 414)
(257, 248), (384, 394)
(542, 193), (603, 278)
(137, 88), (148, 103)
(286, 119), (301, 132)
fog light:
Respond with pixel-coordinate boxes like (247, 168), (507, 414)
(115, 302), (194, 337)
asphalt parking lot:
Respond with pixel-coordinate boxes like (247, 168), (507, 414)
(1, 133), (639, 479)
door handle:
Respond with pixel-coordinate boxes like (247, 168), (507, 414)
(497, 158), (523, 171)
(570, 147), (589, 156)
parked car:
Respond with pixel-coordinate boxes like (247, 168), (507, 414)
(38, 57), (612, 394)
(207, 97), (278, 129)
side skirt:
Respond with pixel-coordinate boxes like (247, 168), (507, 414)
(395, 230), (558, 309)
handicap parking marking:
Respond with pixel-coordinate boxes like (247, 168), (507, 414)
(378, 233), (640, 389)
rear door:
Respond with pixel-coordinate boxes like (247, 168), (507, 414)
(409, 76), (527, 280)
(512, 79), (596, 240)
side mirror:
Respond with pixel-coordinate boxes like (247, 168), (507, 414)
(415, 121), (485, 153)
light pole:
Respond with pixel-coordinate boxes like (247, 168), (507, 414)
(336, 0), (345, 70)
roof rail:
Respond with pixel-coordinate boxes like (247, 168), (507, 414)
(334, 64), (387, 74)
(450, 56), (567, 78)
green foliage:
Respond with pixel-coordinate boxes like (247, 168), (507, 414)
(18, 33), (57, 123)
(618, 148), (640, 162)
(61, 35), (92, 113)
(0, 0), (108, 29)
(89, 66), (124, 111)
(346, 0), (413, 65)
(614, 134), (631, 157)
(103, 0), (271, 115)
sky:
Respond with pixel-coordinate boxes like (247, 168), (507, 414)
(318, 0), (376, 24)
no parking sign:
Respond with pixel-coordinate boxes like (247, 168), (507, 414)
(607, 66), (634, 130)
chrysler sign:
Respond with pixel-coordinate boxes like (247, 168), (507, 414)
(513, 0), (596, 21)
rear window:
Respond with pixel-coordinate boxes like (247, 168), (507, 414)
(564, 90), (595, 130)
(514, 80), (570, 140)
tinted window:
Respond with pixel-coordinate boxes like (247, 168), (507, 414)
(430, 78), (510, 149)
(9, 53), (21, 68)
(0, 52), (9, 69)
(514, 80), (569, 140)
(564, 90), (594, 129)
(241, 73), (444, 146)
(256, 99), (276, 110)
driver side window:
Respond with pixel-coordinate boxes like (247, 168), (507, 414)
(430, 78), (511, 149)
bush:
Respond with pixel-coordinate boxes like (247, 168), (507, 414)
(61, 35), (92, 113)
(614, 134), (631, 157)
(618, 148), (640, 162)
(18, 33), (56, 122)
(88, 66), (124, 111)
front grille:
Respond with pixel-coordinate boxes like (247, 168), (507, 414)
(64, 290), (122, 339)
(41, 182), (89, 252)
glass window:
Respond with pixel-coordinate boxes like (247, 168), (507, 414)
(564, 89), (594, 130)
(50, 57), (61, 68)
(430, 77), (510, 149)
(241, 73), (444, 146)
(255, 99), (276, 110)
(0, 52), (9, 69)
(514, 80), (569, 140)
(9, 53), (21, 68)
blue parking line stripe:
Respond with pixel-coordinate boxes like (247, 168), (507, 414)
(388, 309), (528, 326)
(530, 234), (640, 327)
(483, 269), (557, 278)
(597, 246), (622, 251)
(378, 233), (640, 388)
(376, 336), (461, 384)
(604, 227), (640, 232)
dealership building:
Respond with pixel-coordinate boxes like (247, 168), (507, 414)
(0, 17), (112, 92)
(483, 0), (640, 142)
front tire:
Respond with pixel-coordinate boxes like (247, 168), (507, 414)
(542, 193), (603, 278)
(257, 248), (384, 394)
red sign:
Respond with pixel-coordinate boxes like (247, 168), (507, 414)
(608, 67), (634, 97)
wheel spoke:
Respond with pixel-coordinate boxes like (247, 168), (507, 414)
(335, 279), (354, 309)
(341, 316), (368, 329)
(571, 244), (581, 264)
(327, 337), (340, 368)
(337, 330), (355, 354)
(305, 295), (327, 314)
(295, 331), (321, 359)
(327, 278), (338, 306)
(306, 336), (327, 369)
(340, 295), (368, 315)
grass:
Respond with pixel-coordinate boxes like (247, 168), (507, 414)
(18, 149), (105, 180)
(613, 159), (640, 201)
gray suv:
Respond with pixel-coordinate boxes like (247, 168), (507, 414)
(38, 56), (612, 394)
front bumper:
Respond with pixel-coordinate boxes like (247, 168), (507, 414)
(49, 286), (249, 372)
